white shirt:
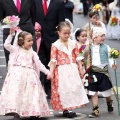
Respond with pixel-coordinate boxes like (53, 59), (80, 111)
(13, 0), (21, 6)
(42, 0), (51, 7)
(92, 44), (114, 69)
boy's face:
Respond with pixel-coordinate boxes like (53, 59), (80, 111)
(90, 14), (99, 24)
(100, 34), (105, 44)
(94, 34), (105, 44)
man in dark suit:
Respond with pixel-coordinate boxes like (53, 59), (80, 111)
(35, 0), (65, 98)
(0, 0), (36, 64)
(64, 0), (74, 23)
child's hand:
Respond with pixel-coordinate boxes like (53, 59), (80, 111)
(47, 74), (51, 80)
(47, 72), (54, 80)
(10, 28), (15, 35)
(112, 64), (117, 69)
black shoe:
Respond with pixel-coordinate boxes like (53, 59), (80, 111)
(63, 110), (77, 118)
(13, 114), (20, 120)
(89, 106), (99, 118)
(89, 112), (99, 118)
(107, 100), (113, 113)
(63, 110), (69, 117)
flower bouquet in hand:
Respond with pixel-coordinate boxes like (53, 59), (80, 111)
(110, 48), (120, 115)
(109, 48), (119, 59)
(110, 16), (118, 26)
(2, 15), (20, 28)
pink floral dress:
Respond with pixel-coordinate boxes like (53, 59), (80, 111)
(0, 48), (50, 117)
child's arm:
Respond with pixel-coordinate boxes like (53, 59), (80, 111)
(48, 45), (57, 80)
(39, 60), (50, 75)
(74, 44), (85, 78)
(49, 62), (56, 80)
(4, 28), (16, 52)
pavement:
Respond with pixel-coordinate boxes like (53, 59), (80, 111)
(0, 14), (120, 120)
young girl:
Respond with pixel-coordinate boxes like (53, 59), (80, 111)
(80, 27), (117, 118)
(75, 29), (89, 49)
(0, 28), (50, 120)
(49, 21), (89, 118)
(106, 2), (120, 39)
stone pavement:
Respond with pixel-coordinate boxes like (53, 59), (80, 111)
(0, 14), (120, 120)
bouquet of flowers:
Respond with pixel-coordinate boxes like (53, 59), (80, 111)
(92, 4), (102, 12)
(2, 15), (20, 28)
(109, 48), (119, 59)
(109, 48), (120, 115)
(110, 16), (118, 26)
(79, 45), (86, 55)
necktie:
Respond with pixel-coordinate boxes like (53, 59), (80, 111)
(16, 0), (21, 13)
(43, 0), (48, 15)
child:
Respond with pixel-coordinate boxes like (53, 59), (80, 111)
(34, 22), (42, 53)
(82, 10), (106, 42)
(106, 2), (120, 39)
(0, 28), (50, 120)
(49, 21), (89, 118)
(75, 29), (89, 49)
(81, 27), (117, 118)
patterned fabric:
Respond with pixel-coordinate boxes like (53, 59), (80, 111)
(81, 44), (92, 72)
(50, 40), (89, 110)
(0, 49), (50, 117)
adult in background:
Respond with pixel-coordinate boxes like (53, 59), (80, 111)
(64, 0), (74, 23)
(0, 0), (36, 64)
(35, 0), (65, 98)
(81, 0), (91, 16)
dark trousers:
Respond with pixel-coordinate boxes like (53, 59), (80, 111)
(38, 41), (51, 97)
(3, 32), (36, 64)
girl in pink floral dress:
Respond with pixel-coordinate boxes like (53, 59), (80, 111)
(0, 28), (50, 120)
(49, 21), (89, 118)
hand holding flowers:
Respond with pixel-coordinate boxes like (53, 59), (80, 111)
(2, 15), (20, 29)
(110, 48), (119, 69)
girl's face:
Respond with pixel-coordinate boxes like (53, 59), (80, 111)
(77, 31), (87, 44)
(23, 34), (33, 50)
(58, 26), (71, 42)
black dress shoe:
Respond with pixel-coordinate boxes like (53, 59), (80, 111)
(63, 110), (69, 117)
(63, 110), (77, 118)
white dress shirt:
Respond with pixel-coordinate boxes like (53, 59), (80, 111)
(92, 44), (114, 69)
(42, 0), (51, 7)
(13, 0), (21, 6)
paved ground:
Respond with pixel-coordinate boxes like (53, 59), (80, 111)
(0, 13), (120, 120)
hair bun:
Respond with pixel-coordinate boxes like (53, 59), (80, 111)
(19, 37), (23, 40)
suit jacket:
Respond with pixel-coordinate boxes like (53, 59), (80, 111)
(0, 0), (36, 35)
(35, 0), (65, 50)
(64, 1), (74, 23)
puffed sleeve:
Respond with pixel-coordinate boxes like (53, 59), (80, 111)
(48, 45), (57, 67)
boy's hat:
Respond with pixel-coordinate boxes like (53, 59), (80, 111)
(92, 27), (105, 39)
